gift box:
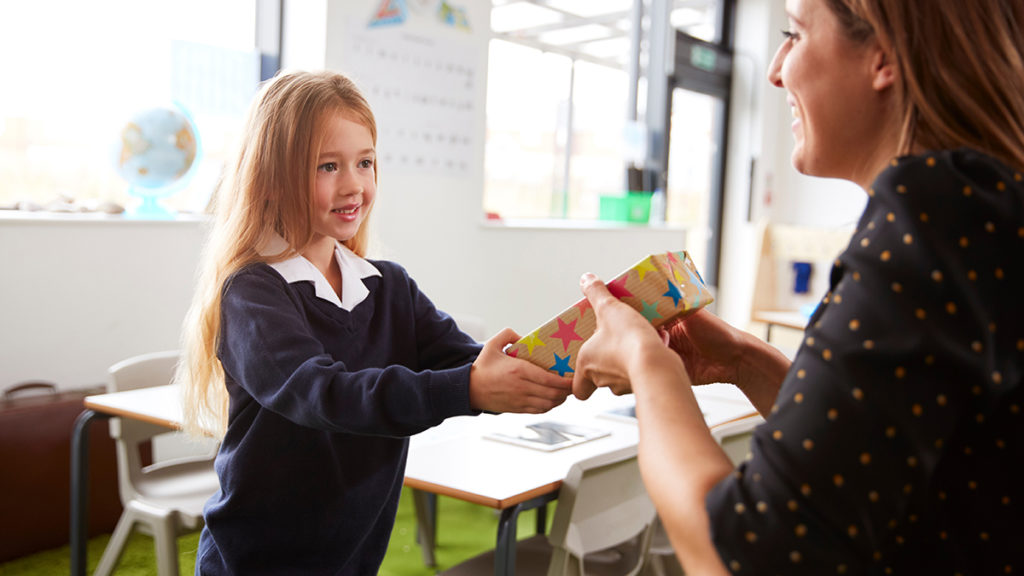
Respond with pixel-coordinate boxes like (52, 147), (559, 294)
(507, 250), (713, 376)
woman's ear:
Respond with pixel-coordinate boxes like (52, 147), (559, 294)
(870, 45), (897, 91)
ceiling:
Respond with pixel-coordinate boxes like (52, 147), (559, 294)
(490, 0), (722, 69)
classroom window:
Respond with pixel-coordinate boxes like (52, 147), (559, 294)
(0, 0), (260, 213)
(483, 0), (726, 227)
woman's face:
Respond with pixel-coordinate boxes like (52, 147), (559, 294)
(767, 0), (895, 186)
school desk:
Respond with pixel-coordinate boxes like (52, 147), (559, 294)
(69, 384), (755, 576)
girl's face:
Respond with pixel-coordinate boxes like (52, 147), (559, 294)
(311, 112), (376, 245)
(767, 0), (896, 187)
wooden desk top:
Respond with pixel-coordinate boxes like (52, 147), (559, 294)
(83, 384), (184, 430)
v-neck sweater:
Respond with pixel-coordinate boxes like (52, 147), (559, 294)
(196, 259), (482, 575)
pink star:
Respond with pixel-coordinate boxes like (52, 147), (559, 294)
(606, 275), (634, 299)
(551, 317), (584, 352)
(573, 298), (592, 317)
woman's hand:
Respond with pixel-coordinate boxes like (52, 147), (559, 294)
(469, 328), (572, 414)
(572, 273), (675, 400)
(665, 308), (791, 417)
(662, 308), (747, 386)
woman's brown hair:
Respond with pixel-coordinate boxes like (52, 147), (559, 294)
(827, 0), (1024, 170)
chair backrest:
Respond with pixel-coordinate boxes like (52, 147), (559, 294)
(547, 445), (656, 575)
(107, 350), (216, 505)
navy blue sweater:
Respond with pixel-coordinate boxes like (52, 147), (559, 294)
(195, 260), (481, 575)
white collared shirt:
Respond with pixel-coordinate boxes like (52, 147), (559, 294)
(261, 235), (381, 311)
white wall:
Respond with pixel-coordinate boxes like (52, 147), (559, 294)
(0, 214), (208, 389)
(0, 0), (872, 391)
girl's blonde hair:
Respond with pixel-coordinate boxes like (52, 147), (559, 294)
(828, 0), (1024, 170)
(177, 70), (378, 437)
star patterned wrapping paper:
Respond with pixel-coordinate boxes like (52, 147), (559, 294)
(506, 250), (714, 376)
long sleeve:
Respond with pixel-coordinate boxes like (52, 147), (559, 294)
(218, 261), (480, 437)
(199, 259), (483, 575)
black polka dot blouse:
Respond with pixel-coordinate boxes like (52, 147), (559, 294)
(706, 148), (1023, 575)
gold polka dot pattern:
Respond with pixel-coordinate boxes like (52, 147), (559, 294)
(704, 150), (1022, 574)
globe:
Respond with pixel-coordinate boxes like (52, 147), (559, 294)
(115, 105), (200, 218)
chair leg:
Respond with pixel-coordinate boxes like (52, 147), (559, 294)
(93, 508), (138, 576)
(150, 510), (180, 576)
(649, 554), (668, 576)
(546, 548), (572, 576)
(412, 489), (437, 567)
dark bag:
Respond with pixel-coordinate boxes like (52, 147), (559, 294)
(0, 382), (122, 563)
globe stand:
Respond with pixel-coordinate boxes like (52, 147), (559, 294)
(125, 188), (176, 220)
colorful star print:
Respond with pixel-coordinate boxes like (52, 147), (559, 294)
(607, 275), (634, 299)
(550, 317), (584, 352)
(507, 250), (714, 376)
(520, 332), (546, 355)
(551, 353), (574, 376)
(662, 280), (683, 306)
(633, 257), (659, 281)
(682, 264), (705, 309)
(573, 298), (592, 318)
(640, 299), (663, 321)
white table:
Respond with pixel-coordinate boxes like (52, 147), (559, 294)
(70, 384), (756, 576)
(404, 385), (757, 574)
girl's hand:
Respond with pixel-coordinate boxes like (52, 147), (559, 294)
(662, 308), (746, 387)
(572, 273), (670, 400)
(469, 328), (572, 414)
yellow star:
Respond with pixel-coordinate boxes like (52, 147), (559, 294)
(520, 332), (546, 355)
(633, 257), (659, 281)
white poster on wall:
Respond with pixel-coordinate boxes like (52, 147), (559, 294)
(343, 0), (480, 176)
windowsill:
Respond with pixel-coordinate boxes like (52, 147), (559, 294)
(0, 210), (210, 225)
(480, 217), (687, 232)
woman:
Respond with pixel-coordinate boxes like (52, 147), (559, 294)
(573, 0), (1024, 573)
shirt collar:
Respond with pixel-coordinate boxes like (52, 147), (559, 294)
(261, 235), (381, 311)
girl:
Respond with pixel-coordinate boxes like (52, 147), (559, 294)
(177, 70), (570, 575)
(573, 0), (1024, 574)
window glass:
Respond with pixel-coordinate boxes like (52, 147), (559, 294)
(566, 61), (627, 219)
(0, 0), (258, 213)
(483, 40), (571, 220)
(666, 88), (717, 265)
(484, 2), (725, 224)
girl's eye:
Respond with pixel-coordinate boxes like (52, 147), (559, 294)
(781, 29), (800, 42)
(318, 162), (338, 173)
(359, 159), (375, 169)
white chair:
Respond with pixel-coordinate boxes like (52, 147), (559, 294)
(441, 444), (656, 576)
(643, 412), (765, 576)
(93, 351), (220, 576)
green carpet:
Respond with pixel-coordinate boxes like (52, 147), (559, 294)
(0, 488), (548, 575)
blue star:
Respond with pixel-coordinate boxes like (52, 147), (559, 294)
(550, 353), (575, 376)
(662, 280), (683, 306)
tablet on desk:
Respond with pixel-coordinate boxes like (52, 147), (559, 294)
(599, 405), (637, 423)
(484, 421), (610, 452)
(599, 403), (709, 424)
